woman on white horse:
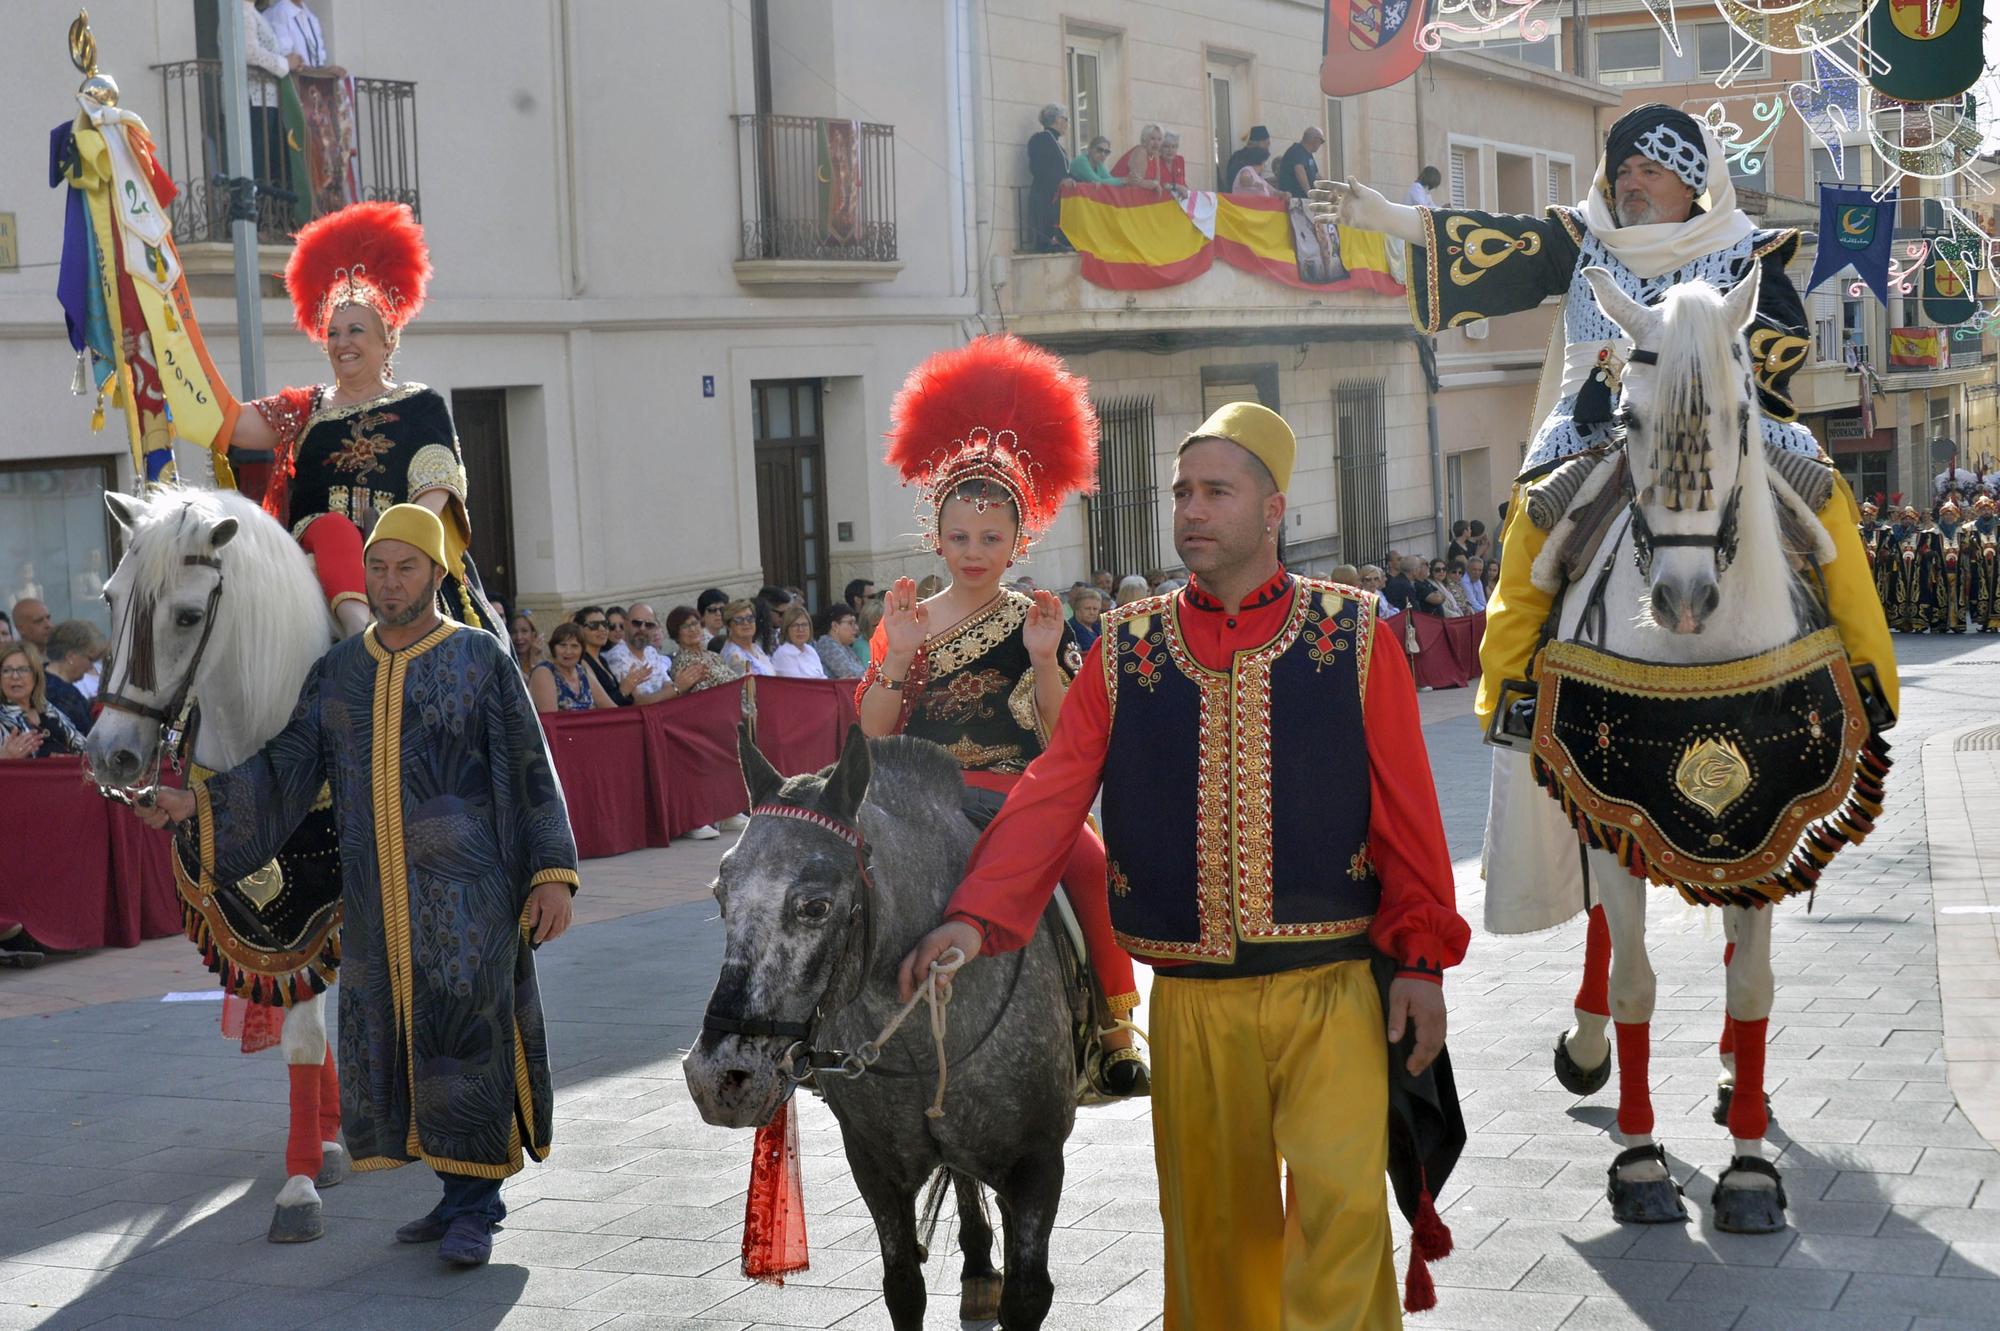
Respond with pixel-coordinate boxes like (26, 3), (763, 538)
(216, 201), (498, 640)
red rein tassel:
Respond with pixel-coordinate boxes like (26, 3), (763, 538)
(1403, 1187), (1452, 1313)
(741, 1099), (810, 1284)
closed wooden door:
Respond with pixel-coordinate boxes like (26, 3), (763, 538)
(450, 388), (517, 611)
(752, 380), (830, 607)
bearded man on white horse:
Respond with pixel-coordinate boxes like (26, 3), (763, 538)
(1316, 103), (1898, 1167)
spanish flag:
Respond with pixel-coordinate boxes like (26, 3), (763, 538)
(1889, 326), (1945, 368)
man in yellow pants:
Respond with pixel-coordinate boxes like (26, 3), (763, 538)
(901, 403), (1471, 1329)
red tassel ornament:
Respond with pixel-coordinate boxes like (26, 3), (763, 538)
(741, 1099), (809, 1284)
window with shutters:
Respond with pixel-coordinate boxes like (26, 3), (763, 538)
(1448, 146), (1471, 207)
(1548, 159), (1573, 207)
(1064, 23), (1123, 158)
(1810, 287), (1841, 364)
(1595, 27), (1662, 83)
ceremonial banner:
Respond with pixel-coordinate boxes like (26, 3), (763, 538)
(1924, 243), (1979, 325)
(1868, 0), (1982, 104)
(1058, 182), (1404, 295)
(1889, 326), (1946, 367)
(291, 72), (361, 221)
(1321, 0), (1429, 97)
(1807, 185), (1898, 304)
(819, 118), (863, 245)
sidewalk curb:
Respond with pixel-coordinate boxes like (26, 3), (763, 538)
(1921, 720), (2000, 1151)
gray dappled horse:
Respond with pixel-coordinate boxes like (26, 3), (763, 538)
(684, 730), (1081, 1330)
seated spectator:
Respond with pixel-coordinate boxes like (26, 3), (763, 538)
(10, 598), (50, 651)
(604, 606), (629, 654)
(1069, 586), (1106, 650)
(0, 644), (84, 759)
(573, 605), (647, 706)
(1359, 564), (1398, 616)
(1027, 103), (1072, 252)
(1071, 135), (1121, 184)
(845, 577), (877, 613)
(1481, 558), (1500, 602)
(1382, 559), (1415, 614)
(667, 606), (743, 692)
(1092, 569), (1116, 597)
(0, 610), (12, 643)
(1436, 558), (1474, 617)
(1330, 563), (1359, 586)
(854, 596), (884, 670)
(604, 601), (685, 704)
(1221, 124), (1273, 192)
(40, 620), (100, 737)
(698, 588), (729, 652)
(510, 612), (545, 682)
(1115, 574), (1151, 607)
(771, 605), (828, 678)
(916, 574), (945, 600)
(812, 603), (866, 679)
(1411, 558), (1449, 616)
(1461, 556), (1488, 612)
(529, 623), (617, 713)
(720, 599), (775, 676)
(1231, 144), (1279, 197)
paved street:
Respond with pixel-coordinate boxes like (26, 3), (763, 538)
(1, 634), (1997, 1329)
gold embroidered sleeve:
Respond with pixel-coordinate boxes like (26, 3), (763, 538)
(1409, 206), (1580, 335)
(407, 443), (467, 503)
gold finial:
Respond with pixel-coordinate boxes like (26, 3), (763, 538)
(69, 10), (120, 107)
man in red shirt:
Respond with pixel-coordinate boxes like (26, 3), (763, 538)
(900, 401), (1469, 1329)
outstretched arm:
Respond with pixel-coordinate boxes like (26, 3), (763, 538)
(1308, 177), (1428, 245)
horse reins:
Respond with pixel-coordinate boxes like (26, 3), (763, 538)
(699, 801), (966, 1117)
(97, 554), (225, 803)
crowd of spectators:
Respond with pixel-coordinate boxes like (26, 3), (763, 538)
(0, 598), (104, 760)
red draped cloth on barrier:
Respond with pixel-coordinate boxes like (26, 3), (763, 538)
(0, 757), (180, 950)
(539, 709), (651, 859)
(644, 681), (751, 841)
(1397, 611), (1486, 691)
(753, 677), (857, 777)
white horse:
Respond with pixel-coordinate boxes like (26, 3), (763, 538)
(85, 487), (349, 1242)
(1527, 269), (1852, 1234)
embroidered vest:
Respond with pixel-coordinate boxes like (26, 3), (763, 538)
(1098, 578), (1381, 962)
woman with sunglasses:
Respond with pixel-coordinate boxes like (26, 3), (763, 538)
(860, 336), (1147, 1098)
(572, 605), (649, 704)
(719, 600), (775, 676)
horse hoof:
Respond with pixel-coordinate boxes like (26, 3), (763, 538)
(315, 1141), (350, 1189)
(1712, 1084), (1774, 1126)
(1606, 1144), (1687, 1225)
(960, 1273), (1004, 1321)
(1712, 1156), (1788, 1234)
(1554, 1031), (1611, 1096)
(268, 1199), (324, 1243)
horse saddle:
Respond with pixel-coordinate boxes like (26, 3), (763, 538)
(1529, 627), (1873, 904)
(172, 785), (343, 1007)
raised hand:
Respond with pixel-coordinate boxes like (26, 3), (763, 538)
(881, 576), (929, 661)
(1307, 176), (1379, 230)
(1022, 588), (1065, 666)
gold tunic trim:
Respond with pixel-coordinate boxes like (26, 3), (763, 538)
(301, 381), (429, 435)
(921, 591), (1025, 678)
(406, 443), (467, 502)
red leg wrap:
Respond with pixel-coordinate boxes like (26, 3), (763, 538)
(1614, 1021), (1654, 1137)
(297, 513), (366, 613)
(285, 1063), (324, 1180)
(1063, 823), (1139, 1010)
(318, 1047), (341, 1139)
(1726, 1017), (1770, 1140)
(1576, 904), (1611, 1017)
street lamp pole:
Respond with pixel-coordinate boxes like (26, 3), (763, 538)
(212, 0), (265, 399)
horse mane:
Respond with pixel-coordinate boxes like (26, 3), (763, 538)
(1639, 282), (1757, 515)
(857, 735), (969, 821)
(124, 487), (329, 747)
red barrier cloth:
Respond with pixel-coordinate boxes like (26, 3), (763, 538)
(645, 681), (751, 841)
(539, 709), (651, 860)
(0, 757), (181, 950)
(754, 678), (849, 777)
(1404, 612), (1486, 691)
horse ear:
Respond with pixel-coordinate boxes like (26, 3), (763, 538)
(1582, 266), (1657, 345)
(1722, 271), (1760, 333)
(737, 723), (784, 808)
(104, 490), (145, 534)
(819, 725), (873, 824)
(207, 517), (239, 551)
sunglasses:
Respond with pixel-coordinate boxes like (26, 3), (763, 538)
(583, 619), (607, 629)
(729, 614), (757, 625)
(629, 619), (657, 629)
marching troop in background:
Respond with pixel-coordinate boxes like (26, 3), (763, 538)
(1861, 470), (2000, 634)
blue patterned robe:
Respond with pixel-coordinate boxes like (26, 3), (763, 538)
(192, 620), (580, 1177)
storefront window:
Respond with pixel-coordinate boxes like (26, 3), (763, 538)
(0, 457), (117, 631)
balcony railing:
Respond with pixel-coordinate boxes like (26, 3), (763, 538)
(151, 61), (421, 245)
(733, 113), (896, 263)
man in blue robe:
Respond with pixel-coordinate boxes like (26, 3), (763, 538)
(137, 504), (579, 1266)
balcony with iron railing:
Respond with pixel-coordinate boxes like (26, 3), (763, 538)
(732, 113), (900, 287)
(150, 61), (419, 280)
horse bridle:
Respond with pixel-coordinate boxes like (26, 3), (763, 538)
(96, 553), (225, 800)
(699, 801), (883, 1083)
(1620, 346), (1746, 581)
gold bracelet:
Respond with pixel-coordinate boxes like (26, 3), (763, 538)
(877, 673), (905, 692)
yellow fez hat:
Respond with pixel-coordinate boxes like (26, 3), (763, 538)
(1181, 400), (1296, 492)
(365, 503), (448, 569)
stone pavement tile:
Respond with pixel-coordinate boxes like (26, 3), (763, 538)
(700, 1279), (879, 1328)
(465, 1307), (625, 1331)
(1060, 1198), (1161, 1233)
(571, 1273), (747, 1318)
(1878, 1206), (2000, 1243)
(1670, 1262), (1848, 1309)
(1733, 1309), (1912, 1331)
(597, 1318), (749, 1331)
(344, 1260), (632, 1310)
(1913, 1144), (2000, 1176)
(1778, 1231), (1946, 1275)
(1551, 1295), (1732, 1330)
(505, 1199), (651, 1233)
(1441, 1184), (1600, 1224)
(578, 1237), (739, 1279)
(1823, 1172), (1981, 1206)
(488, 1229), (644, 1271)
(507, 1167), (669, 1205)
(1939, 1242), (2000, 1279)
(1775, 1142), (1924, 1174)
(1421, 1241), (1544, 1291)
(1835, 1272), (2000, 1321)
(1514, 1251), (1693, 1300)
(735, 1244), (875, 1290)
(1780, 1199), (1890, 1236)
(1393, 1286), (1582, 1330)
(1621, 1224), (1798, 1268)
(197, 1286), (370, 1327)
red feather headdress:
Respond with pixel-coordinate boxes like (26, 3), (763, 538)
(284, 201), (432, 339)
(884, 335), (1098, 556)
